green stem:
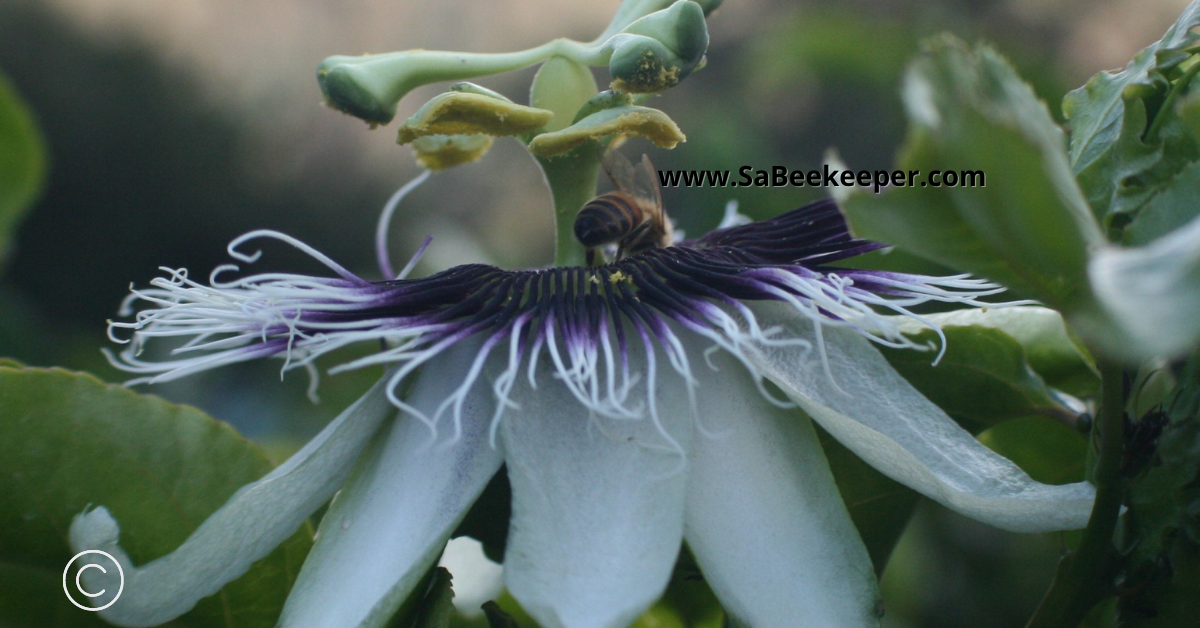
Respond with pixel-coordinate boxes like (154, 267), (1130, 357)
(537, 151), (600, 267)
(1025, 360), (1126, 628)
(1145, 56), (1200, 142)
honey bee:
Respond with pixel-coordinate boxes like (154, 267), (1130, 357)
(574, 150), (674, 266)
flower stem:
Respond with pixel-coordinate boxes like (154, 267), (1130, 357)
(525, 54), (598, 268)
(1025, 359), (1126, 628)
(537, 151), (600, 267)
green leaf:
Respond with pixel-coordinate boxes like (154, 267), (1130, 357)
(653, 545), (724, 628)
(0, 561), (110, 628)
(627, 603), (685, 628)
(0, 366), (311, 627)
(1117, 540), (1200, 627)
(481, 601), (522, 628)
(1118, 356), (1200, 625)
(1125, 418), (1200, 557)
(879, 324), (1081, 434)
(410, 567), (456, 628)
(1071, 37), (1200, 360)
(892, 306), (1099, 397)
(978, 416), (1088, 486)
(1125, 157), (1200, 245)
(1063, 0), (1200, 226)
(479, 593), (538, 628)
(835, 36), (1105, 312)
(0, 71), (46, 270)
(1125, 357), (1200, 543)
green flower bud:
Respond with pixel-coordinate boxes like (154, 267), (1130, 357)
(527, 104), (685, 157)
(607, 1), (708, 93)
(397, 87), (554, 144)
(411, 134), (494, 170)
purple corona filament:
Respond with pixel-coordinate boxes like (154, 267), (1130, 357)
(107, 198), (1004, 442)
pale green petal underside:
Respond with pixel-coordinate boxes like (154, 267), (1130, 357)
(685, 350), (881, 628)
(279, 343), (504, 628)
(501, 351), (692, 628)
(68, 376), (397, 627)
(744, 302), (1096, 533)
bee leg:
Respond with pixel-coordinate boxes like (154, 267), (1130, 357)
(586, 248), (597, 267)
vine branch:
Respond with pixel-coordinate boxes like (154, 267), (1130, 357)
(1025, 360), (1126, 628)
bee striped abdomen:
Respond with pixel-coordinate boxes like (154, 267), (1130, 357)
(574, 193), (643, 247)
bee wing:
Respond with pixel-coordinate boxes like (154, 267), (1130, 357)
(601, 150), (665, 219)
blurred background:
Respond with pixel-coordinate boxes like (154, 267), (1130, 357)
(0, 0), (1188, 625)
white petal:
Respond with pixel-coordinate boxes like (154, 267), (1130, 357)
(69, 375), (397, 627)
(501, 347), (693, 628)
(685, 350), (881, 628)
(742, 302), (1096, 532)
(279, 341), (504, 628)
